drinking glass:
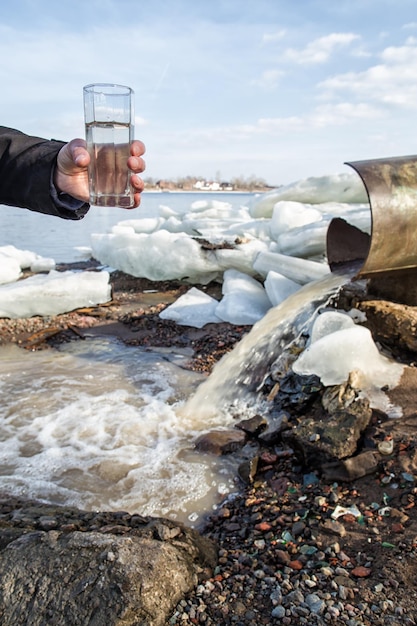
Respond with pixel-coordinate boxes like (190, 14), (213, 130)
(83, 83), (135, 208)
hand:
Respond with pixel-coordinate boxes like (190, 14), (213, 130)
(54, 138), (146, 207)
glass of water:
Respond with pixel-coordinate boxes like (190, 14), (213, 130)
(83, 83), (135, 208)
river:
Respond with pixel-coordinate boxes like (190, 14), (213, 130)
(0, 191), (255, 262)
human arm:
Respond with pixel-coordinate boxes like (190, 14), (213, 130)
(0, 126), (87, 219)
(0, 126), (145, 219)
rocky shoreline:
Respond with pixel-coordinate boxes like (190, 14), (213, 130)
(1, 267), (417, 624)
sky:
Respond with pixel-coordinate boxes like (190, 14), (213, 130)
(1, 0), (417, 186)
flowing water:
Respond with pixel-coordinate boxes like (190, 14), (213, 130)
(0, 272), (352, 526)
(0, 339), (239, 526)
(183, 272), (350, 420)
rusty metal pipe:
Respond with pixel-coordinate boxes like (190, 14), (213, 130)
(327, 155), (417, 278)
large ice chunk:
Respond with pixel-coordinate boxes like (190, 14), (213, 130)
(292, 324), (403, 387)
(0, 245), (56, 284)
(249, 173), (368, 218)
(215, 269), (271, 325)
(0, 244), (40, 270)
(264, 271), (301, 306)
(275, 222), (329, 258)
(159, 287), (222, 328)
(310, 310), (355, 343)
(270, 201), (323, 239)
(0, 270), (111, 318)
(253, 250), (330, 284)
(0, 254), (21, 285)
(292, 312), (404, 417)
(91, 230), (222, 284)
(30, 257), (56, 273)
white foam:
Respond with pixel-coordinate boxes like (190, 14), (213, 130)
(0, 340), (238, 522)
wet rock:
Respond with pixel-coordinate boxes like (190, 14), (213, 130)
(358, 299), (417, 356)
(194, 429), (247, 455)
(0, 524), (217, 626)
(387, 365), (417, 421)
(269, 372), (323, 414)
(321, 519), (347, 537)
(235, 414), (268, 437)
(258, 412), (290, 444)
(238, 456), (259, 484)
(321, 450), (380, 482)
(287, 380), (372, 466)
(321, 370), (364, 414)
(351, 565), (372, 578)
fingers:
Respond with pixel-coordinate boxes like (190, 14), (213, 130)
(132, 192), (142, 208)
(128, 155), (146, 173)
(58, 139), (89, 174)
(65, 138), (145, 171)
(130, 139), (146, 157)
(123, 172), (144, 208)
(130, 172), (145, 190)
(128, 141), (146, 174)
(69, 138), (89, 168)
(56, 138), (146, 208)
(128, 142), (145, 207)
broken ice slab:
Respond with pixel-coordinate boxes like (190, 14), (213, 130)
(253, 250), (330, 285)
(0, 270), (111, 318)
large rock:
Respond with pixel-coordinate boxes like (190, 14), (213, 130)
(358, 299), (417, 355)
(195, 429), (247, 455)
(285, 372), (373, 467)
(0, 515), (216, 626)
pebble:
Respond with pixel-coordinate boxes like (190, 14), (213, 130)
(166, 449), (417, 626)
(271, 605), (285, 618)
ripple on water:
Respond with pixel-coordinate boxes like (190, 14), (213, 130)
(0, 339), (239, 526)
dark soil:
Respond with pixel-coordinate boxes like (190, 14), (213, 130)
(0, 265), (250, 371)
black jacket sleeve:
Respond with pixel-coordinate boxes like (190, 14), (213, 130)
(0, 126), (89, 220)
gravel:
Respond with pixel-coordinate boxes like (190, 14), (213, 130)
(168, 450), (417, 625)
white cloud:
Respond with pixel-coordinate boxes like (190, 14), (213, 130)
(261, 30), (286, 44)
(310, 102), (384, 127)
(252, 69), (285, 89)
(253, 102), (382, 135)
(319, 38), (417, 108)
(282, 33), (360, 64)
(381, 37), (417, 61)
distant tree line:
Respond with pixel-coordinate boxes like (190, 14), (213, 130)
(143, 174), (274, 192)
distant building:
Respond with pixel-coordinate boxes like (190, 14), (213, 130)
(193, 180), (234, 191)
